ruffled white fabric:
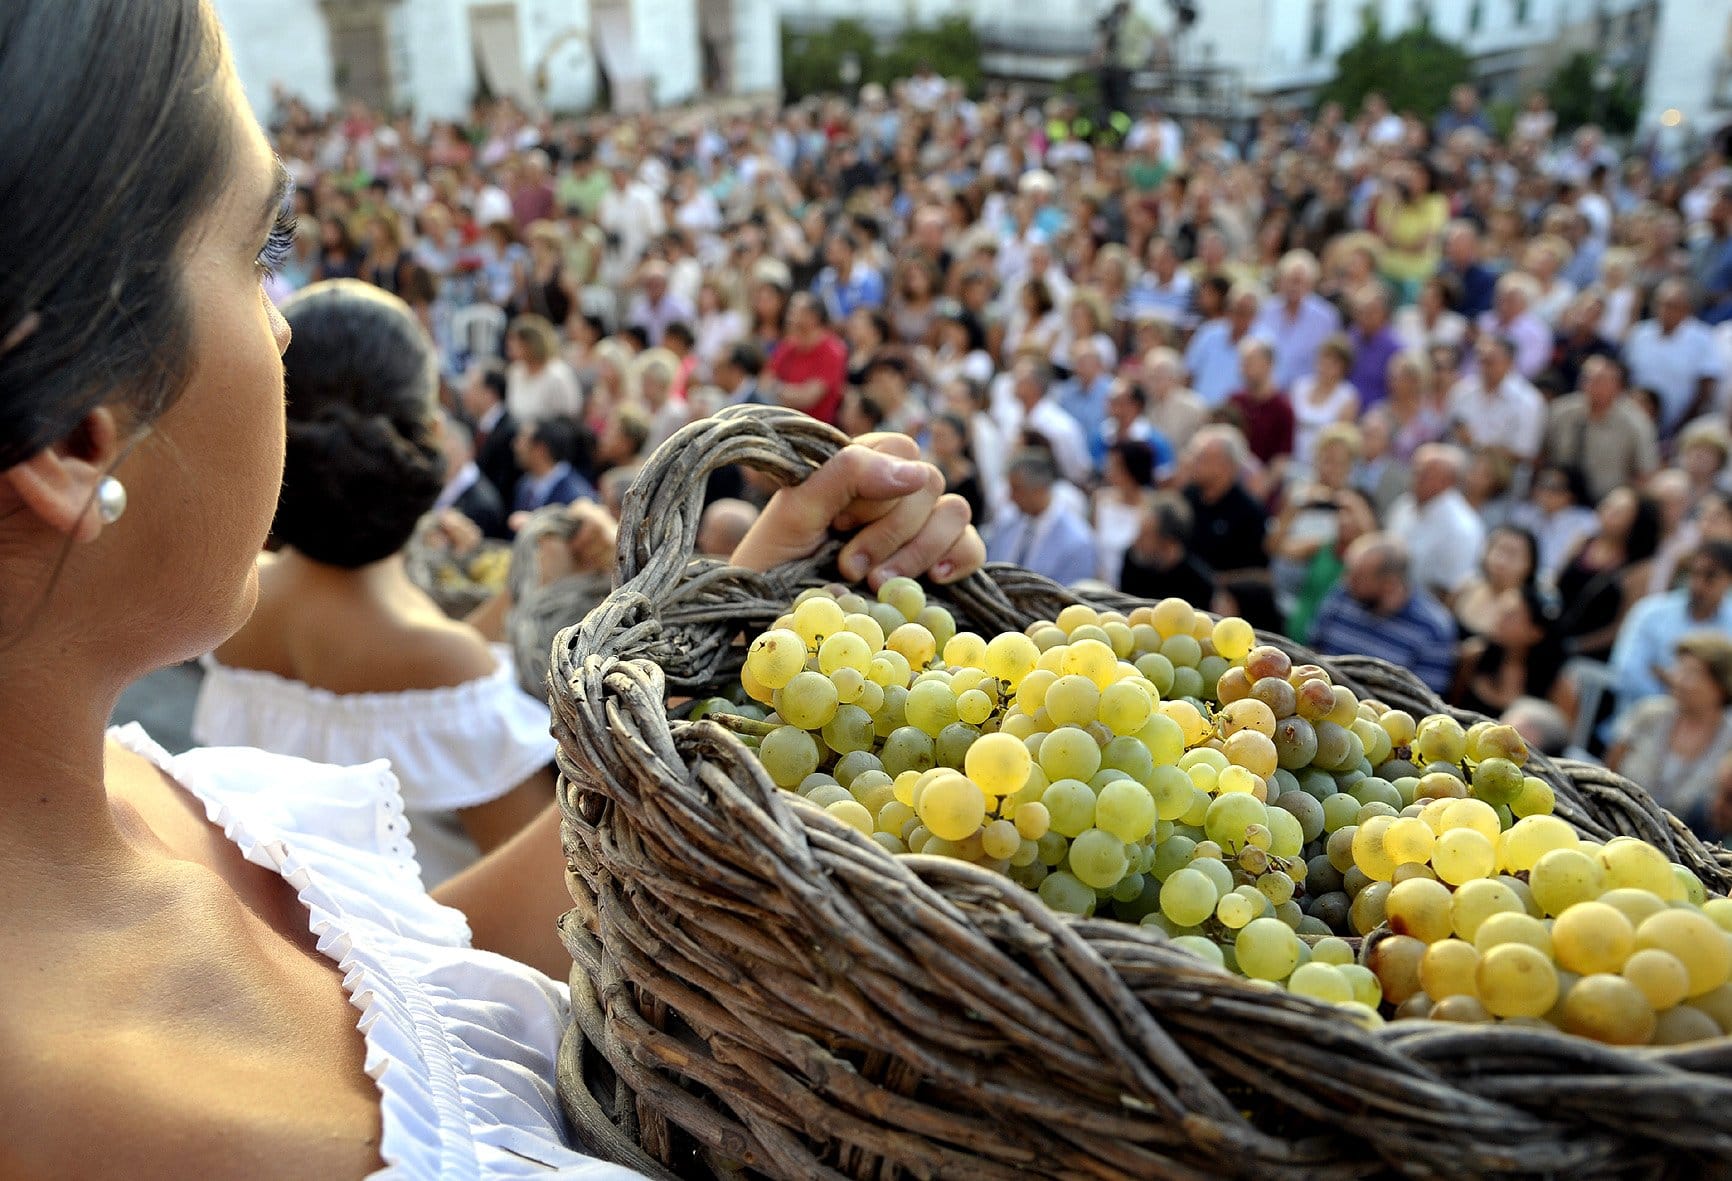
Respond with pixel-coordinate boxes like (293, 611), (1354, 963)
(192, 646), (557, 885)
(110, 724), (641, 1181)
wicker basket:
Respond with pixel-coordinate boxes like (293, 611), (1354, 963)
(549, 404), (1732, 1180)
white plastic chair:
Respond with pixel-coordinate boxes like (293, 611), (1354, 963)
(1562, 656), (1617, 763)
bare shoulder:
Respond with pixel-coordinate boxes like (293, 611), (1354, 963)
(373, 613), (501, 691)
(0, 1023), (378, 1181)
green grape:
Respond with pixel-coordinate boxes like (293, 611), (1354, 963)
(1529, 847), (1605, 916)
(1236, 917), (1301, 981)
(1214, 890), (1257, 930)
(1098, 680), (1154, 736)
(1599, 837), (1678, 897)
(1149, 835), (1196, 881)
(916, 605), (956, 653)
(1037, 870), (1096, 915)
(819, 704), (875, 756)
(1035, 831), (1070, 867)
(799, 772), (838, 794)
(1169, 667), (1205, 701)
(833, 751), (882, 788)
(1196, 655), (1230, 698)
(1147, 765), (1194, 822)
(1265, 807), (1305, 858)
(1352, 717), (1395, 767)
(1204, 792), (1267, 850)
(1095, 779), (1158, 843)
(876, 799), (916, 835)
(817, 631), (873, 677)
(956, 688), (994, 726)
(877, 575), (926, 621)
(1042, 778), (1097, 838)
(1338, 963), (1383, 1008)
(1273, 791), (1325, 844)
(1045, 674), (1101, 728)
(1110, 871), (1147, 904)
(1068, 828), (1130, 889)
(825, 798), (874, 835)
(1312, 937), (1355, 966)
(1470, 757), (1524, 806)
(842, 611), (886, 650)
(1349, 881), (1392, 935)
(904, 679), (960, 737)
(1013, 801), (1051, 840)
(830, 667), (867, 705)
(1321, 793), (1361, 833)
(746, 628), (807, 689)
(1511, 775), (1556, 818)
(1326, 825), (1358, 873)
(1180, 788), (1211, 827)
(1191, 854), (1236, 898)
(1169, 935), (1226, 966)
(1160, 866), (1219, 927)
(1134, 651), (1175, 695)
(1160, 633), (1202, 668)
(865, 600), (907, 639)
(1413, 716), (1468, 766)
(1560, 973), (1656, 1045)
(1652, 1004), (1721, 1045)
(1287, 962), (1352, 1003)
(1449, 878), (1523, 941)
(1040, 726), (1103, 783)
(1386, 877), (1453, 942)
(880, 725), (935, 778)
(1622, 948), (1691, 1010)
(759, 726), (820, 787)
(1258, 871), (1296, 906)
(807, 783), (854, 808)
(981, 818), (1021, 860)
(935, 722), (979, 769)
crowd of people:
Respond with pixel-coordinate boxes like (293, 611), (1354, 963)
(257, 75), (1732, 839)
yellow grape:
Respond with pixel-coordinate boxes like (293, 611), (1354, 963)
(1622, 948), (1691, 1010)
(916, 773), (986, 841)
(1551, 901), (1635, 975)
(1383, 816), (1435, 866)
(964, 732), (1034, 797)
(1098, 681), (1154, 736)
(1223, 730), (1278, 779)
(1598, 837), (1681, 898)
(1432, 828), (1496, 886)
(746, 628), (807, 689)
(886, 622), (937, 670)
(1476, 944), (1558, 1018)
(876, 800), (915, 834)
(956, 688), (994, 725)
(1015, 668), (1058, 713)
(1014, 801), (1051, 840)
(1161, 700), (1210, 746)
(1471, 911), (1552, 956)
(1061, 638), (1120, 689)
(1449, 878), (1523, 941)
(984, 632), (1041, 688)
(793, 596), (846, 648)
(825, 799), (874, 836)
(1385, 877), (1454, 943)
(1211, 615), (1256, 661)
(1636, 910), (1732, 997)
(1561, 974), (1656, 1045)
(1437, 799), (1500, 844)
(1418, 939), (1481, 998)
(981, 818), (1021, 860)
(1150, 597), (1195, 639)
(1055, 603), (1099, 634)
(1529, 848), (1605, 916)
(1499, 815), (1578, 874)
(1351, 816), (1397, 882)
(843, 612), (886, 651)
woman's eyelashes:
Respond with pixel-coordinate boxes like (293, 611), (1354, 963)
(257, 201), (296, 278)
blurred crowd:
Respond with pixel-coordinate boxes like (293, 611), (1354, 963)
(261, 74), (1732, 840)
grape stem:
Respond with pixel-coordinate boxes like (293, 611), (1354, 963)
(704, 713), (779, 739)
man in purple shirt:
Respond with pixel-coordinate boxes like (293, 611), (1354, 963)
(1253, 250), (1342, 391)
(1347, 287), (1402, 408)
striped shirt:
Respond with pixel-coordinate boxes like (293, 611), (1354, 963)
(1308, 586), (1457, 694)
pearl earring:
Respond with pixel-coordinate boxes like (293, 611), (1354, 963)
(96, 477), (127, 525)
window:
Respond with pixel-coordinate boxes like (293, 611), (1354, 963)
(1468, 0), (1483, 33)
(1410, 0), (1430, 28)
(1514, 0), (1530, 25)
(1308, 0), (1328, 59)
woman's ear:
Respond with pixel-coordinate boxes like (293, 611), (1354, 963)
(1, 407), (125, 543)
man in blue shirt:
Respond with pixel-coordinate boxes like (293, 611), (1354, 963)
(1310, 533), (1457, 694)
(1608, 541), (1732, 722)
(986, 452), (1098, 587)
(1253, 250), (1342, 392)
(1440, 222), (1498, 320)
(1184, 281), (1259, 406)
(1057, 341), (1114, 465)
(812, 231), (885, 322)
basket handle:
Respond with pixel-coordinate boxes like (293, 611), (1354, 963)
(612, 404), (1009, 612)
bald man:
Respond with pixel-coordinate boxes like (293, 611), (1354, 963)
(697, 498), (759, 558)
(1309, 532), (1457, 693)
(1383, 443), (1485, 602)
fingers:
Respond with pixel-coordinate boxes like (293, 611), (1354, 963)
(776, 444), (931, 536)
(870, 493), (978, 588)
(931, 524), (987, 585)
(837, 465), (945, 585)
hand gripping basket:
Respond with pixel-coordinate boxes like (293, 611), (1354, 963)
(549, 404), (1732, 1180)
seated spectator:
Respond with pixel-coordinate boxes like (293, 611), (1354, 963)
(1543, 290), (1614, 394)
(1309, 533), (1458, 695)
(712, 340), (766, 407)
(1462, 450), (1519, 532)
(844, 306), (892, 387)
(1394, 273), (1468, 353)
(1623, 277), (1723, 435)
(625, 259), (697, 346)
(504, 314), (583, 426)
(1608, 541), (1732, 722)
(1094, 439), (1157, 586)
(1102, 380), (1173, 474)
(1224, 337), (1295, 469)
(1286, 489), (1377, 645)
(927, 412), (987, 528)
(1553, 486), (1661, 662)
(861, 354), (927, 438)
(1253, 249), (1342, 391)
(1453, 524), (1543, 640)
(1184, 280), (1259, 406)
(1119, 490), (1215, 608)
(1383, 350), (1445, 463)
(1475, 272), (1552, 380)
(1346, 287), (1400, 408)
(196, 282), (556, 886)
(1269, 424), (1359, 604)
(987, 451), (1098, 586)
(1290, 334), (1358, 473)
(697, 499), (760, 558)
(1452, 584), (1564, 718)
(459, 362), (522, 522)
(762, 292), (848, 424)
(1001, 356), (1093, 488)
(1500, 696), (1570, 758)
(1509, 465), (1598, 582)
(1059, 340), (1116, 463)
(433, 412), (508, 540)
(1141, 346), (1208, 453)
(632, 347), (690, 452)
(512, 417), (596, 516)
(1678, 416), (1732, 508)
(839, 389), (886, 436)
(1543, 355), (1659, 503)
(1351, 408), (1411, 517)
(1383, 443), (1486, 603)
(1608, 632), (1732, 818)
(1182, 425), (1270, 576)
(812, 230), (886, 321)
(1446, 334), (1545, 469)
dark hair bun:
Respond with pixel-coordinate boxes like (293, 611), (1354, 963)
(274, 281), (444, 568)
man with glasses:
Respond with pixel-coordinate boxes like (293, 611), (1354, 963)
(1608, 541), (1732, 724)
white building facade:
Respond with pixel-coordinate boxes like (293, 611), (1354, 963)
(214, 0), (781, 120)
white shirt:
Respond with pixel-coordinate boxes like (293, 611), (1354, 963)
(1625, 317), (1724, 433)
(193, 646), (556, 886)
(1446, 371), (1546, 460)
(1384, 488), (1487, 597)
(435, 460), (482, 513)
(507, 360), (584, 426)
(1291, 377), (1360, 470)
(1003, 395), (1094, 488)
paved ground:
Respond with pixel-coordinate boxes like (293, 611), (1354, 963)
(113, 662), (203, 754)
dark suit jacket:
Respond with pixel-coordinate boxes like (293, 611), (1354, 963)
(513, 467), (596, 514)
(453, 473), (509, 540)
(474, 409), (522, 513)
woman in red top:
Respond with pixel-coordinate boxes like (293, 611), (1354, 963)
(1226, 336), (1296, 472)
(764, 292), (848, 425)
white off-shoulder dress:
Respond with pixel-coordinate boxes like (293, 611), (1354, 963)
(109, 723), (641, 1181)
(192, 646), (556, 885)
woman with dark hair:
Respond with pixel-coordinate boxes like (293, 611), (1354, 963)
(926, 412), (986, 527)
(1452, 583), (1564, 718)
(1213, 577), (1285, 638)
(0, 3), (982, 1170)
(1452, 523), (1543, 640)
(1509, 463), (1598, 582)
(1094, 438), (1156, 587)
(1555, 486), (1663, 661)
(195, 279), (553, 884)
(315, 212), (359, 281)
